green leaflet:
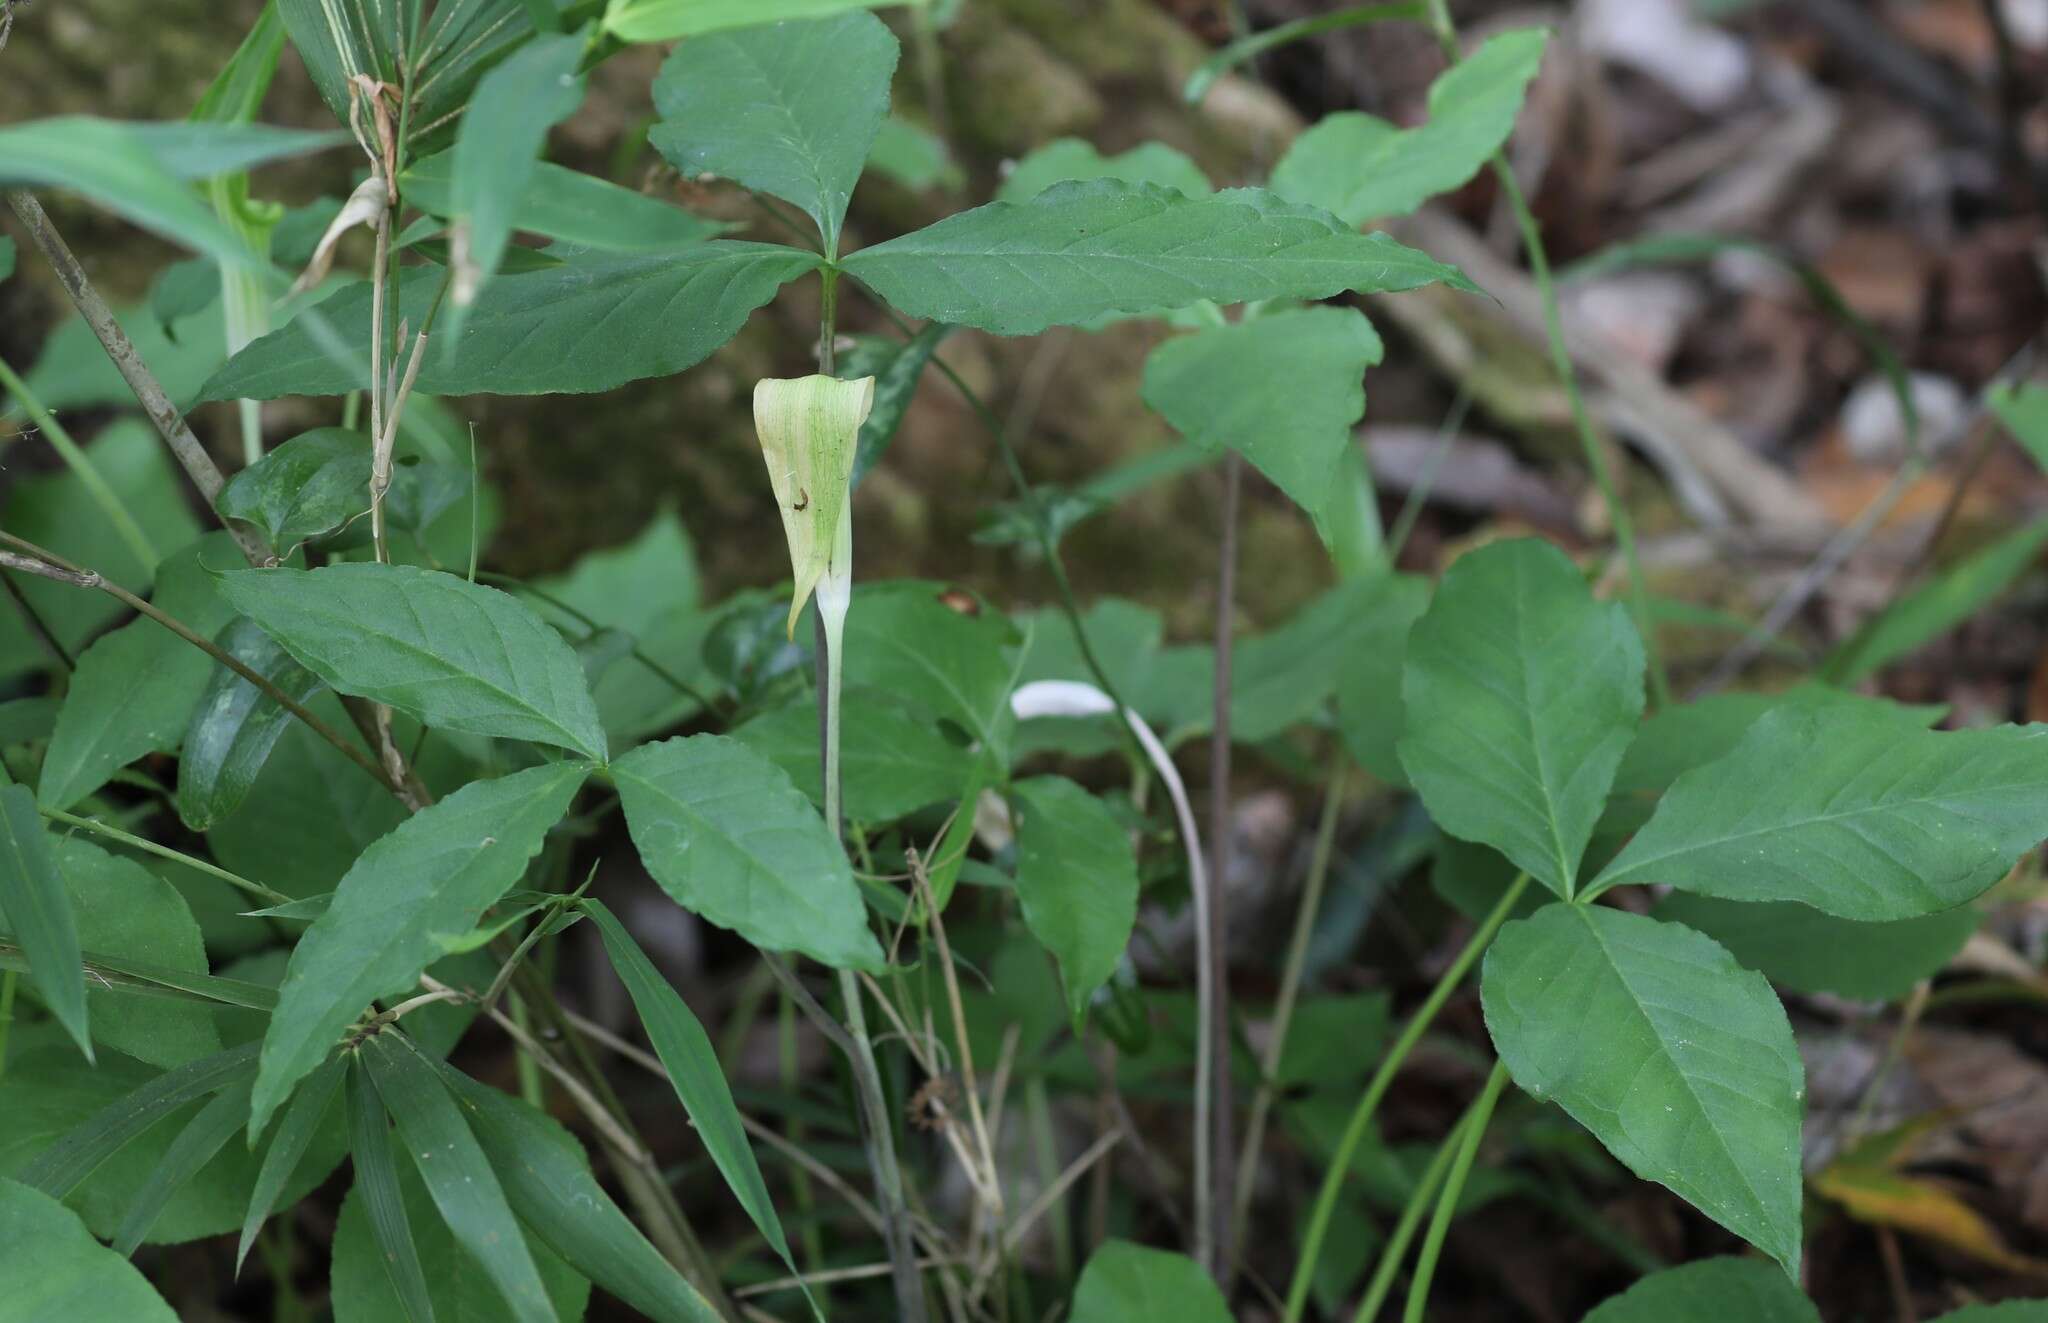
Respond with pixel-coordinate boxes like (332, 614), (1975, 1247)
(222, 563), (608, 760)
(237, 1055), (344, 1271)
(448, 31), (588, 323)
(1611, 686), (1940, 798)
(330, 1130), (589, 1323)
(840, 583), (1016, 748)
(1270, 28), (1548, 226)
(608, 0), (927, 42)
(196, 244), (822, 400)
(1142, 306), (1383, 538)
(866, 115), (958, 191)
(249, 762), (587, 1137)
(996, 138), (1211, 203)
(1069, 1241), (1233, 1323)
(1012, 776), (1139, 1022)
(0, 1179), (176, 1323)
(360, 1035), (558, 1323)
(1333, 576), (1431, 785)
(841, 322), (951, 484)
(650, 11), (898, 252)
(37, 533), (238, 813)
(51, 839), (222, 1071)
(0, 118), (343, 266)
(0, 786), (89, 1059)
(1399, 539), (1645, 899)
(441, 1070), (723, 1323)
(1990, 380), (2048, 473)
(214, 428), (372, 548)
(613, 736), (884, 972)
(176, 618), (325, 833)
(1822, 518), (2048, 686)
(111, 1078), (252, 1254)
(404, 152), (727, 253)
(841, 179), (1476, 336)
(1482, 904), (1804, 1274)
(1234, 574), (1426, 745)
(582, 900), (800, 1296)
(1589, 709), (2048, 921)
(1652, 893), (1978, 1001)
(732, 693), (971, 823)
(1580, 1256), (1820, 1322)
(346, 1057), (433, 1323)
(206, 716), (409, 900)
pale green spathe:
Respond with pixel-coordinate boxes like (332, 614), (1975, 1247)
(752, 374), (876, 637)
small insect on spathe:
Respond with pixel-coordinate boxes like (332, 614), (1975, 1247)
(793, 488), (810, 512)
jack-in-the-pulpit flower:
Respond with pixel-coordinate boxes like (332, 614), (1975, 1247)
(752, 374), (876, 638)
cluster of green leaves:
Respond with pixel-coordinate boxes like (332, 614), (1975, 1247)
(5, 0), (2047, 1320)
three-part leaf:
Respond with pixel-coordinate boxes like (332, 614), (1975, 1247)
(1142, 306), (1383, 538)
(1398, 539), (1645, 899)
(1590, 708), (2048, 920)
(1482, 904), (1804, 1273)
(0, 785), (89, 1059)
(583, 900), (800, 1291)
(1012, 776), (1139, 1022)
(198, 244), (822, 400)
(1270, 28), (1547, 226)
(222, 563), (608, 760)
(651, 11), (899, 253)
(841, 180), (1475, 335)
(613, 736), (884, 971)
(0, 1179), (176, 1322)
(250, 762), (588, 1137)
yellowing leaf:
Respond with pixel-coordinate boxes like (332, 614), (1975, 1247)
(752, 374), (875, 636)
(1814, 1162), (2048, 1279)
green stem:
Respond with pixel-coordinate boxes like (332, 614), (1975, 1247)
(1231, 754), (1347, 1262)
(0, 971), (15, 1083)
(1350, 1106), (1474, 1323)
(1283, 872), (1529, 1322)
(0, 352), (159, 574)
(1401, 1060), (1511, 1323)
(1420, 0), (1668, 707)
(40, 807), (288, 904)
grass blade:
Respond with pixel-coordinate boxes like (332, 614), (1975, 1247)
(113, 1078), (252, 1254)
(348, 1054), (436, 1323)
(237, 1055), (345, 1273)
(19, 1041), (259, 1198)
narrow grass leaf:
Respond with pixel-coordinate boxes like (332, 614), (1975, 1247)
(223, 563), (607, 759)
(20, 1041), (260, 1198)
(1482, 904), (1804, 1274)
(112, 1079), (252, 1255)
(347, 1058), (435, 1323)
(0, 785), (89, 1059)
(1590, 708), (2048, 920)
(250, 763), (586, 1138)
(361, 1035), (555, 1323)
(1398, 539), (1645, 899)
(237, 1055), (344, 1272)
(583, 899), (801, 1301)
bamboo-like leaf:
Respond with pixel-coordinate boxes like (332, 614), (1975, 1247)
(0, 1179), (177, 1323)
(347, 1058), (435, 1323)
(176, 618), (325, 832)
(237, 1055), (344, 1272)
(841, 180), (1476, 336)
(19, 1041), (260, 1199)
(249, 763), (584, 1137)
(360, 1035), (556, 1323)
(197, 243), (822, 400)
(1590, 708), (2048, 921)
(0, 785), (89, 1059)
(650, 11), (898, 252)
(112, 1079), (253, 1255)
(441, 1069), (723, 1323)
(222, 564), (607, 760)
(613, 736), (884, 971)
(583, 900), (800, 1296)
(1482, 904), (1804, 1273)
(1399, 539), (1645, 899)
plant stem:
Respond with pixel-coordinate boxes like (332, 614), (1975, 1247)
(0, 971), (15, 1083)
(3, 191), (269, 566)
(1283, 872), (1529, 1323)
(0, 352), (159, 574)
(1350, 1105), (1474, 1323)
(1230, 754), (1347, 1263)
(1201, 450), (1242, 1278)
(1401, 1060), (1510, 1323)
(1415, 4), (1667, 707)
(0, 536), (398, 794)
(40, 807), (289, 904)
